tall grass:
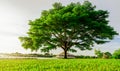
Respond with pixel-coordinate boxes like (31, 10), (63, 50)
(0, 59), (120, 71)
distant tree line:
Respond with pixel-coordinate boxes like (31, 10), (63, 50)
(94, 48), (120, 59)
(1, 52), (54, 58)
(74, 48), (120, 59)
(75, 55), (97, 59)
(1, 48), (120, 59)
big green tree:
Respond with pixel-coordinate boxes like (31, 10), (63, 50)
(19, 1), (118, 58)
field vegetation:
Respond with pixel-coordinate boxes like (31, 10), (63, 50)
(0, 59), (120, 71)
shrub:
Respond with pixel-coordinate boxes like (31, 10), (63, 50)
(112, 48), (120, 59)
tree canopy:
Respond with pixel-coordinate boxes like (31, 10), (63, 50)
(19, 1), (118, 58)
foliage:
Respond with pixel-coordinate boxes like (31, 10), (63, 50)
(94, 49), (112, 58)
(0, 53), (53, 57)
(19, 1), (118, 58)
(94, 49), (103, 58)
(112, 48), (120, 59)
(75, 55), (97, 59)
(0, 59), (120, 71)
(102, 52), (112, 59)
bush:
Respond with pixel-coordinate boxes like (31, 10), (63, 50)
(75, 55), (97, 59)
(102, 52), (112, 59)
(112, 48), (120, 59)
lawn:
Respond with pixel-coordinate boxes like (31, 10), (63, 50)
(0, 59), (120, 71)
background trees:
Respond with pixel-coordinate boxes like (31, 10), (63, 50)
(112, 48), (120, 59)
(102, 52), (112, 58)
(94, 49), (103, 58)
(94, 49), (112, 58)
(19, 1), (118, 58)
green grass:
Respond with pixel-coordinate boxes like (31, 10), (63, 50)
(0, 59), (120, 71)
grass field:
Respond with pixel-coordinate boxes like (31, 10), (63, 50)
(0, 59), (120, 71)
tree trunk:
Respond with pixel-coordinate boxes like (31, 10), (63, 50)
(64, 50), (67, 59)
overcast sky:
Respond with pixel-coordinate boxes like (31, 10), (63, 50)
(0, 0), (120, 55)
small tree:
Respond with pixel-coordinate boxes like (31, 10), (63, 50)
(102, 52), (112, 59)
(94, 49), (103, 58)
(19, 1), (118, 58)
(112, 48), (120, 59)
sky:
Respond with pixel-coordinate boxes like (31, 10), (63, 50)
(0, 0), (120, 55)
